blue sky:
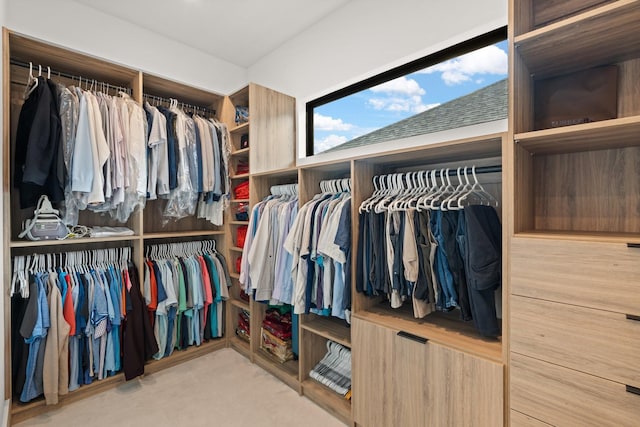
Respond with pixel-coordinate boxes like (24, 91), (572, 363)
(314, 40), (509, 153)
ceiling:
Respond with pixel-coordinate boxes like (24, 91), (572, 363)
(74, 0), (352, 68)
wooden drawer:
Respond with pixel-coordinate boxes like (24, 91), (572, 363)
(511, 237), (640, 315)
(511, 410), (553, 426)
(511, 353), (640, 426)
(511, 295), (640, 387)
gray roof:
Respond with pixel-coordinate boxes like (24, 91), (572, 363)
(324, 78), (507, 153)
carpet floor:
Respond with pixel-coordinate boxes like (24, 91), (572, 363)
(15, 348), (347, 427)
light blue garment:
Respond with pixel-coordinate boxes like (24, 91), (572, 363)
(331, 261), (346, 319)
(70, 93), (94, 193)
(102, 269), (116, 375)
(431, 210), (458, 309)
(21, 273), (50, 402)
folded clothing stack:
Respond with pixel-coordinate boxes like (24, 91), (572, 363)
(260, 307), (293, 362)
(236, 309), (250, 342)
(233, 181), (249, 199)
(310, 341), (352, 397)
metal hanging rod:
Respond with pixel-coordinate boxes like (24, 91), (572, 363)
(10, 58), (132, 94)
(434, 165), (501, 176)
(143, 93), (216, 117)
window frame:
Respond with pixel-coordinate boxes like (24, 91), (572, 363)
(305, 26), (508, 156)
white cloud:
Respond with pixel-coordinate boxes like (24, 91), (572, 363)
(370, 76), (425, 97)
(367, 77), (431, 114)
(315, 134), (348, 153)
(314, 113), (353, 131)
(420, 45), (508, 85)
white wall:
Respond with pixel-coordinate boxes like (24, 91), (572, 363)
(248, 0), (508, 161)
(5, 0), (247, 95)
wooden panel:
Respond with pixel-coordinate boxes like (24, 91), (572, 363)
(511, 353), (640, 427)
(511, 0), (533, 37)
(428, 342), (504, 427)
(249, 83), (296, 173)
(533, 146), (640, 233)
(514, 1), (640, 78)
(511, 410), (554, 426)
(354, 307), (502, 363)
(511, 295), (640, 386)
(3, 27), (12, 401)
(142, 73), (223, 111)
(352, 318), (394, 427)
(618, 58), (640, 117)
(392, 330), (430, 427)
(143, 199), (222, 234)
(515, 115), (640, 154)
(511, 237), (640, 314)
(512, 51), (534, 134)
(533, 0), (612, 28)
(299, 329), (334, 382)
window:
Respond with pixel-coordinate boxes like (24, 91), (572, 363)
(306, 27), (508, 156)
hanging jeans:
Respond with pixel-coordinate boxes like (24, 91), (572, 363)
(430, 210), (458, 310)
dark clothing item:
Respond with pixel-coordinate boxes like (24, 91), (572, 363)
(14, 76), (64, 208)
(158, 107), (179, 190)
(414, 210), (434, 303)
(11, 287), (32, 398)
(462, 205), (502, 338)
(335, 200), (352, 310)
(123, 263), (159, 381)
(442, 211), (472, 321)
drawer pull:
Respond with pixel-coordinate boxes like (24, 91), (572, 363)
(397, 331), (428, 344)
(626, 314), (640, 322)
(627, 243), (640, 249)
(626, 385), (640, 396)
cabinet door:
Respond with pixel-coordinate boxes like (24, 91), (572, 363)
(392, 331), (431, 427)
(352, 318), (394, 427)
(428, 342), (504, 427)
(511, 237), (640, 315)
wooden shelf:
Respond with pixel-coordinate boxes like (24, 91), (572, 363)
(230, 298), (250, 312)
(229, 272), (240, 280)
(229, 246), (244, 252)
(301, 316), (351, 348)
(515, 116), (640, 154)
(251, 166), (299, 178)
(354, 305), (502, 363)
(230, 199), (250, 203)
(231, 173), (250, 180)
(514, 0), (640, 78)
(515, 230), (640, 245)
(229, 221), (249, 226)
(231, 147), (250, 157)
(10, 339), (225, 424)
(254, 349), (300, 392)
(142, 230), (224, 240)
(9, 235), (140, 248)
(230, 122), (249, 134)
(302, 379), (351, 425)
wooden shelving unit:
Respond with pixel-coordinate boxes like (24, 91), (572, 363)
(508, 0), (640, 424)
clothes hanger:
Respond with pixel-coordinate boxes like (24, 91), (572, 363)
(24, 62), (39, 99)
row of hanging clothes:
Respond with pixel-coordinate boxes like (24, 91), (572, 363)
(143, 239), (231, 358)
(356, 166), (502, 338)
(143, 95), (231, 226)
(238, 183), (300, 356)
(284, 179), (352, 321)
(240, 183), (299, 304)
(15, 62), (146, 224)
(13, 61), (230, 229)
(10, 247), (156, 405)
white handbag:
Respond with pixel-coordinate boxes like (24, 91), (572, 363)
(19, 195), (69, 241)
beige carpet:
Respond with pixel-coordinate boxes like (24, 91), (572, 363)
(15, 348), (346, 427)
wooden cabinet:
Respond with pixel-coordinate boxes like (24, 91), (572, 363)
(508, 1), (640, 425)
(352, 318), (503, 427)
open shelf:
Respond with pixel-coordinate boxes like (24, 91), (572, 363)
(229, 246), (244, 252)
(301, 316), (351, 348)
(230, 298), (250, 312)
(515, 115), (640, 154)
(230, 122), (249, 134)
(514, 0), (640, 78)
(142, 230), (224, 240)
(230, 199), (250, 204)
(9, 235), (139, 248)
(231, 173), (250, 180)
(302, 379), (351, 425)
(515, 230), (640, 245)
(229, 221), (249, 226)
(231, 147), (250, 157)
(354, 305), (502, 363)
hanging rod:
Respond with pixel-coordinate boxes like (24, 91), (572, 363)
(143, 93), (216, 117)
(9, 58), (132, 94)
(434, 165), (501, 176)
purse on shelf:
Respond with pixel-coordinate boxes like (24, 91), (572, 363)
(19, 195), (69, 241)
